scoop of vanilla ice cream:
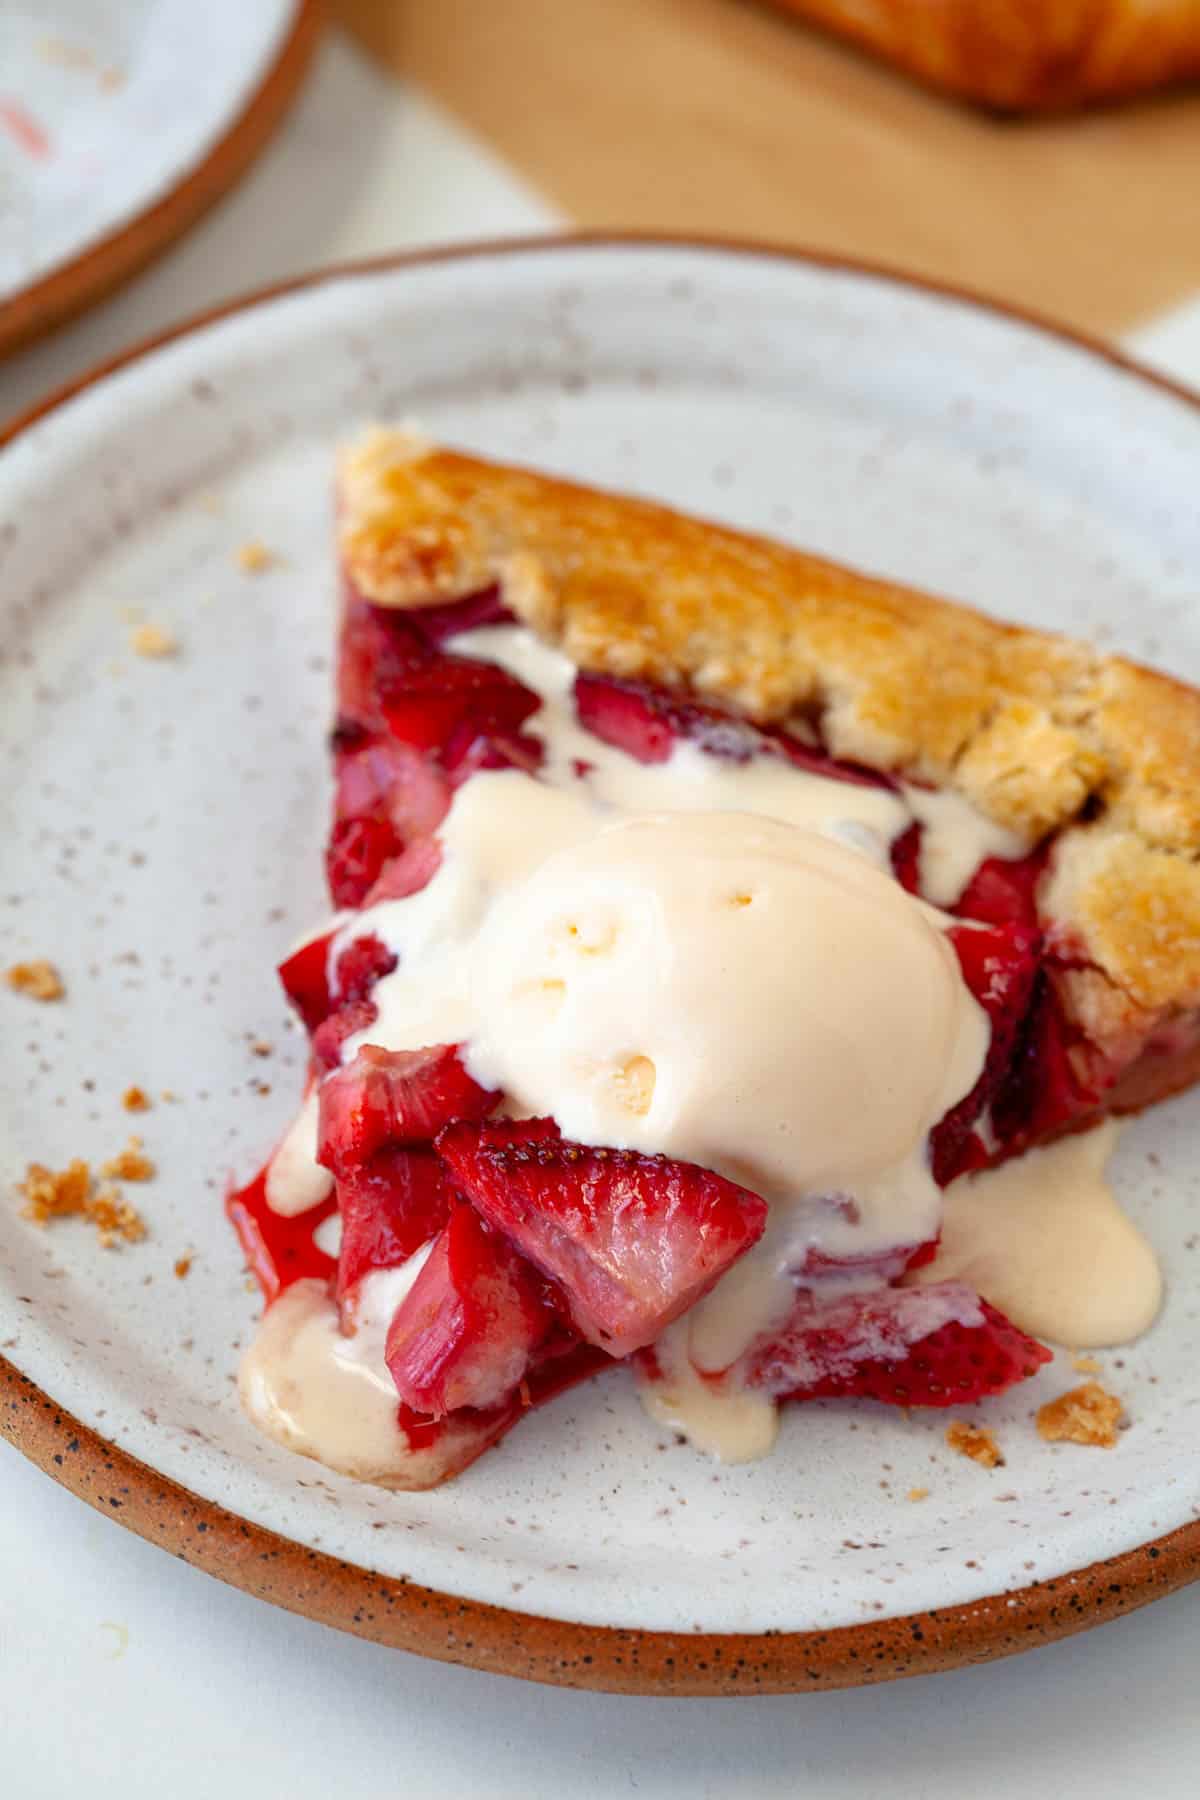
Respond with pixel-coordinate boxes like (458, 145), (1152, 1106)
(468, 812), (986, 1203)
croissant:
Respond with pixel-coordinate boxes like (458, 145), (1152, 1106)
(770, 0), (1200, 109)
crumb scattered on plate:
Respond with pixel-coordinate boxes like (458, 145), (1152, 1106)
(130, 622), (177, 658)
(122, 1085), (151, 1112)
(17, 1160), (146, 1247)
(946, 1421), (1004, 1469)
(1071, 1353), (1102, 1374)
(236, 540), (275, 573)
(1037, 1383), (1124, 1448)
(250, 1039), (273, 1058)
(174, 1255), (192, 1280)
(101, 1138), (155, 1182)
(160, 1089), (178, 1103)
(906, 1486), (929, 1502)
(5, 960), (64, 1001)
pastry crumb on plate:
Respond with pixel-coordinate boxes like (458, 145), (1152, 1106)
(130, 622), (177, 658)
(101, 1139), (155, 1182)
(17, 1159), (146, 1248)
(5, 959), (64, 1001)
(1037, 1382), (1125, 1448)
(945, 1421), (1004, 1468)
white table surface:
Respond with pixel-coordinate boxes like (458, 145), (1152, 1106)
(3, 32), (1200, 1799)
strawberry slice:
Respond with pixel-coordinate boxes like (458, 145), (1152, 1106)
(442, 720), (544, 786)
(306, 934), (400, 1071)
(574, 672), (761, 764)
(385, 1204), (557, 1416)
(956, 848), (1047, 931)
(277, 929), (336, 1033)
(362, 838), (444, 906)
(889, 821), (923, 895)
(318, 1043), (499, 1175)
(312, 998), (378, 1072)
(328, 738), (450, 907)
(388, 1339), (610, 1487)
(327, 816), (401, 909)
(335, 1145), (456, 1314)
(437, 1120), (768, 1357)
(404, 585), (513, 645)
(332, 932), (398, 1005)
(929, 919), (1041, 1185)
(379, 655), (542, 754)
(747, 1282), (1051, 1406)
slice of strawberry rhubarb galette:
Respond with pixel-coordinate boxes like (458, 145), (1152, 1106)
(231, 430), (1179, 1489)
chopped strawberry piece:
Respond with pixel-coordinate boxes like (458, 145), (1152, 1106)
(956, 848), (1047, 930)
(327, 815), (401, 908)
(277, 930), (335, 1032)
(890, 821), (923, 895)
(442, 721), (544, 786)
(404, 586), (513, 645)
(380, 655), (541, 754)
(312, 998), (378, 1071)
(336, 1145), (456, 1312)
(385, 1205), (557, 1416)
(336, 596), (427, 731)
(332, 933), (397, 1005)
(930, 920), (1041, 1185)
(990, 971), (1103, 1152)
(437, 1121), (768, 1357)
(327, 739), (450, 907)
(747, 1282), (1051, 1406)
(389, 1339), (611, 1486)
(318, 1043), (499, 1175)
(334, 737), (451, 836)
(770, 731), (896, 791)
(574, 672), (760, 764)
(362, 838), (444, 905)
(574, 674), (677, 762)
(574, 672), (897, 796)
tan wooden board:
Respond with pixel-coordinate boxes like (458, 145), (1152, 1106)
(335, 0), (1200, 334)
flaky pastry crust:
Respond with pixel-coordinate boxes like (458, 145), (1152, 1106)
(337, 428), (1200, 1052)
(768, 0), (1200, 112)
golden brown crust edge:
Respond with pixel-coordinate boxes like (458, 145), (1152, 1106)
(768, 0), (1200, 111)
(337, 428), (1200, 1038)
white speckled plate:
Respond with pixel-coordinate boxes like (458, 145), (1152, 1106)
(2, 240), (1199, 1691)
(0, 0), (317, 355)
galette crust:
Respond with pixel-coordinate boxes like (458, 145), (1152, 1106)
(338, 429), (1200, 1038)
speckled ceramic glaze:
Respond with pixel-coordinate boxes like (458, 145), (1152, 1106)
(2, 241), (1199, 1692)
(0, 0), (315, 351)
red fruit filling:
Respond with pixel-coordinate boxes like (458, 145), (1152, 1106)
(318, 1042), (499, 1175)
(226, 1166), (336, 1306)
(385, 1204), (558, 1416)
(747, 1284), (1052, 1407)
(437, 1120), (768, 1357)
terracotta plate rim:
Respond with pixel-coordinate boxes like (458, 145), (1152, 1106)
(2, 232), (1199, 1694)
(0, 0), (323, 362)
